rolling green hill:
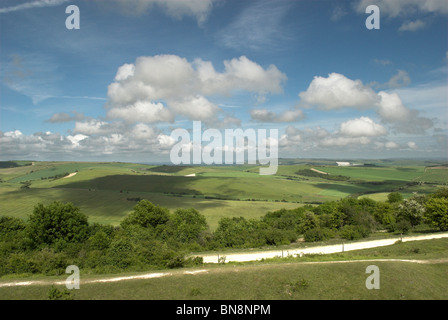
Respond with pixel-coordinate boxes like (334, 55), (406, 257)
(0, 160), (446, 229)
(1, 160), (447, 300)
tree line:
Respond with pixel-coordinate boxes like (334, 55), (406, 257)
(0, 189), (447, 277)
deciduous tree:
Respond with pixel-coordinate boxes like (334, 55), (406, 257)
(28, 201), (89, 246)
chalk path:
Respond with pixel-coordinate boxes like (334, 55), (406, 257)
(1, 232), (447, 288)
(199, 232), (448, 263)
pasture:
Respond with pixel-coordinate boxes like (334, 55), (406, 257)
(1, 160), (447, 301)
(0, 160), (446, 230)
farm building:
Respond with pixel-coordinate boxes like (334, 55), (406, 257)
(336, 162), (351, 166)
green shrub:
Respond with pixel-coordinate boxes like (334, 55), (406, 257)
(424, 197), (448, 231)
(166, 255), (185, 269)
(107, 238), (134, 269)
(31, 248), (68, 275)
(121, 200), (170, 230)
(303, 227), (333, 242)
(164, 208), (208, 244)
(28, 201), (89, 246)
(184, 256), (203, 266)
(0, 216), (26, 236)
(263, 228), (296, 246)
(339, 225), (370, 240)
(286, 277), (310, 295)
(47, 286), (73, 300)
(394, 219), (412, 234)
(87, 231), (111, 250)
(6, 253), (37, 274)
(387, 192), (403, 203)
(213, 217), (266, 248)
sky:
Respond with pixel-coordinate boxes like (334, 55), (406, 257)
(0, 0), (447, 163)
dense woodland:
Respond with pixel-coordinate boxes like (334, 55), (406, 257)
(0, 188), (447, 277)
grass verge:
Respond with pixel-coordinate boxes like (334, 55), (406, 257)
(1, 238), (447, 300)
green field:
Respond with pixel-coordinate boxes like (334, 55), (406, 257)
(1, 160), (446, 229)
(1, 159), (447, 301)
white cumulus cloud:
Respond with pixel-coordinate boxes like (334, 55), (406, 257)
(299, 72), (434, 135)
(107, 101), (174, 124)
(378, 91), (434, 134)
(298, 73), (378, 110)
(340, 117), (387, 137)
(106, 54), (286, 125)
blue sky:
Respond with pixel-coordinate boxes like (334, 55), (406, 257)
(0, 0), (447, 162)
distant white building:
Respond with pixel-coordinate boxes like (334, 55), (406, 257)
(336, 162), (351, 166)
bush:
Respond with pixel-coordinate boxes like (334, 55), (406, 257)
(387, 192), (403, 203)
(424, 197), (448, 231)
(263, 228), (296, 246)
(393, 219), (412, 234)
(184, 256), (203, 267)
(47, 286), (73, 300)
(0, 216), (31, 251)
(31, 248), (68, 275)
(82, 249), (108, 269)
(28, 201), (89, 246)
(166, 255), (185, 269)
(87, 230), (111, 250)
(303, 228), (333, 242)
(1, 188), (446, 278)
(165, 208), (208, 244)
(213, 217), (264, 248)
(297, 212), (319, 234)
(286, 277), (310, 295)
(374, 202), (396, 227)
(397, 199), (425, 227)
(0, 216), (26, 235)
(107, 238), (134, 269)
(121, 200), (170, 230)
(262, 208), (305, 232)
(339, 225), (370, 240)
(5, 253), (37, 274)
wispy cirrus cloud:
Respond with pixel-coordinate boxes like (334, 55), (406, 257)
(1, 53), (62, 104)
(354, 0), (448, 32)
(0, 0), (71, 14)
(217, 0), (293, 51)
(331, 6), (348, 22)
(398, 19), (426, 32)
(0, 0), (217, 26)
(99, 0), (217, 25)
(250, 108), (304, 123)
(355, 0), (448, 17)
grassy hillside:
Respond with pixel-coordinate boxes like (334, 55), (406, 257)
(1, 159), (447, 301)
(1, 160), (446, 229)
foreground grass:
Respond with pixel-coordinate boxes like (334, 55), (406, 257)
(1, 238), (447, 300)
(1, 261), (446, 300)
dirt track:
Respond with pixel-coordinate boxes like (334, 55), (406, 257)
(1, 232), (447, 288)
(63, 172), (77, 179)
(200, 232), (448, 263)
(0, 270), (209, 288)
(1, 257), (448, 289)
